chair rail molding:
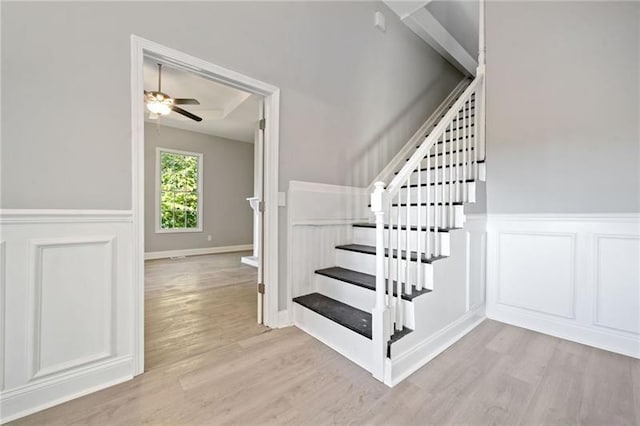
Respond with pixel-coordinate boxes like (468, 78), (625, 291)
(486, 212), (640, 358)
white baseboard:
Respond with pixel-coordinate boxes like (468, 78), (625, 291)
(144, 244), (253, 260)
(0, 356), (133, 424)
(488, 305), (640, 359)
(276, 309), (292, 327)
(387, 305), (486, 387)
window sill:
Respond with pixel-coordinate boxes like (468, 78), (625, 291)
(155, 228), (203, 234)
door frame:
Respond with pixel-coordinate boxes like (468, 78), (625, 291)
(130, 35), (280, 375)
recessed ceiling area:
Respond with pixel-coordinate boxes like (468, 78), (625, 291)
(143, 58), (260, 143)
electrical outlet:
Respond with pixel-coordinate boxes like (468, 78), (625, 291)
(207, 235), (212, 241)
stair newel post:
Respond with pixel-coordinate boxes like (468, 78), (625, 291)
(371, 181), (390, 381)
(395, 191), (403, 331)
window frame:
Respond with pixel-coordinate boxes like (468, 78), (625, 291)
(155, 147), (204, 234)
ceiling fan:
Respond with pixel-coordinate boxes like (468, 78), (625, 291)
(144, 63), (203, 122)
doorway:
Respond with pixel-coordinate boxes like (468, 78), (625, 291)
(131, 36), (280, 375)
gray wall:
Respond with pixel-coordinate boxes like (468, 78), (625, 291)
(486, 1), (640, 214)
(144, 123), (254, 253)
(1, 1), (463, 309)
(1, 1), (461, 208)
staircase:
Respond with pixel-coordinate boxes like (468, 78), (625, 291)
(293, 71), (486, 385)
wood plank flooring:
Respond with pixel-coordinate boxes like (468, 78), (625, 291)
(144, 252), (267, 370)
(11, 252), (640, 425)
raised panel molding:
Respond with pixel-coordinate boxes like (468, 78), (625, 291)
(593, 234), (640, 335)
(28, 237), (117, 381)
(497, 231), (576, 319)
(0, 210), (134, 423)
(487, 214), (640, 359)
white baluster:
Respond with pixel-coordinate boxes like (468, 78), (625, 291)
(449, 121), (454, 227)
(434, 136), (440, 256)
(426, 149), (432, 260)
(416, 160), (423, 290)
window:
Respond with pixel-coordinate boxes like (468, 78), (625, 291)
(156, 148), (203, 233)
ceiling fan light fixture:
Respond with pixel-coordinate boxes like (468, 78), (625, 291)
(146, 99), (172, 116)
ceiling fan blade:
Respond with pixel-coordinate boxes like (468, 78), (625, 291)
(172, 106), (203, 122)
(173, 98), (200, 105)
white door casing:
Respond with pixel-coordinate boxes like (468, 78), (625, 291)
(131, 35), (281, 375)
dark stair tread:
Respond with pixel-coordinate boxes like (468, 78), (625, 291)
(293, 293), (413, 354)
(336, 244), (447, 264)
(392, 202), (463, 206)
(420, 146), (475, 156)
(417, 138), (476, 148)
(437, 114), (475, 125)
(404, 159), (486, 168)
(293, 293), (372, 338)
(315, 266), (432, 301)
(352, 222), (454, 232)
(387, 326), (414, 357)
(367, 201), (463, 207)
(442, 123), (475, 134)
(400, 179), (476, 188)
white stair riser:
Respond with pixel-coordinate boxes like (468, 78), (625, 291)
(293, 304), (373, 371)
(352, 227), (451, 257)
(315, 274), (415, 329)
(407, 163), (485, 183)
(391, 205), (464, 229)
(400, 182), (476, 204)
(335, 249), (435, 290)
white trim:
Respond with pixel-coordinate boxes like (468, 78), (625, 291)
(144, 244), (253, 260)
(387, 305), (486, 386)
(487, 213), (640, 223)
(131, 36), (281, 377)
(0, 209), (133, 224)
(154, 147), (204, 233)
(0, 356), (132, 424)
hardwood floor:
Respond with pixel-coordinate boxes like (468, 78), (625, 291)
(11, 252), (640, 425)
(144, 252), (267, 370)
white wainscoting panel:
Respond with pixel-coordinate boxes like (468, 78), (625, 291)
(30, 237), (116, 380)
(286, 181), (369, 323)
(594, 234), (640, 335)
(0, 210), (134, 423)
(497, 232), (576, 319)
(487, 214), (640, 359)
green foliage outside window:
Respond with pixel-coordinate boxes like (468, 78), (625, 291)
(160, 151), (200, 229)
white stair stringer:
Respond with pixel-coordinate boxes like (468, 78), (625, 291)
(383, 229), (486, 385)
